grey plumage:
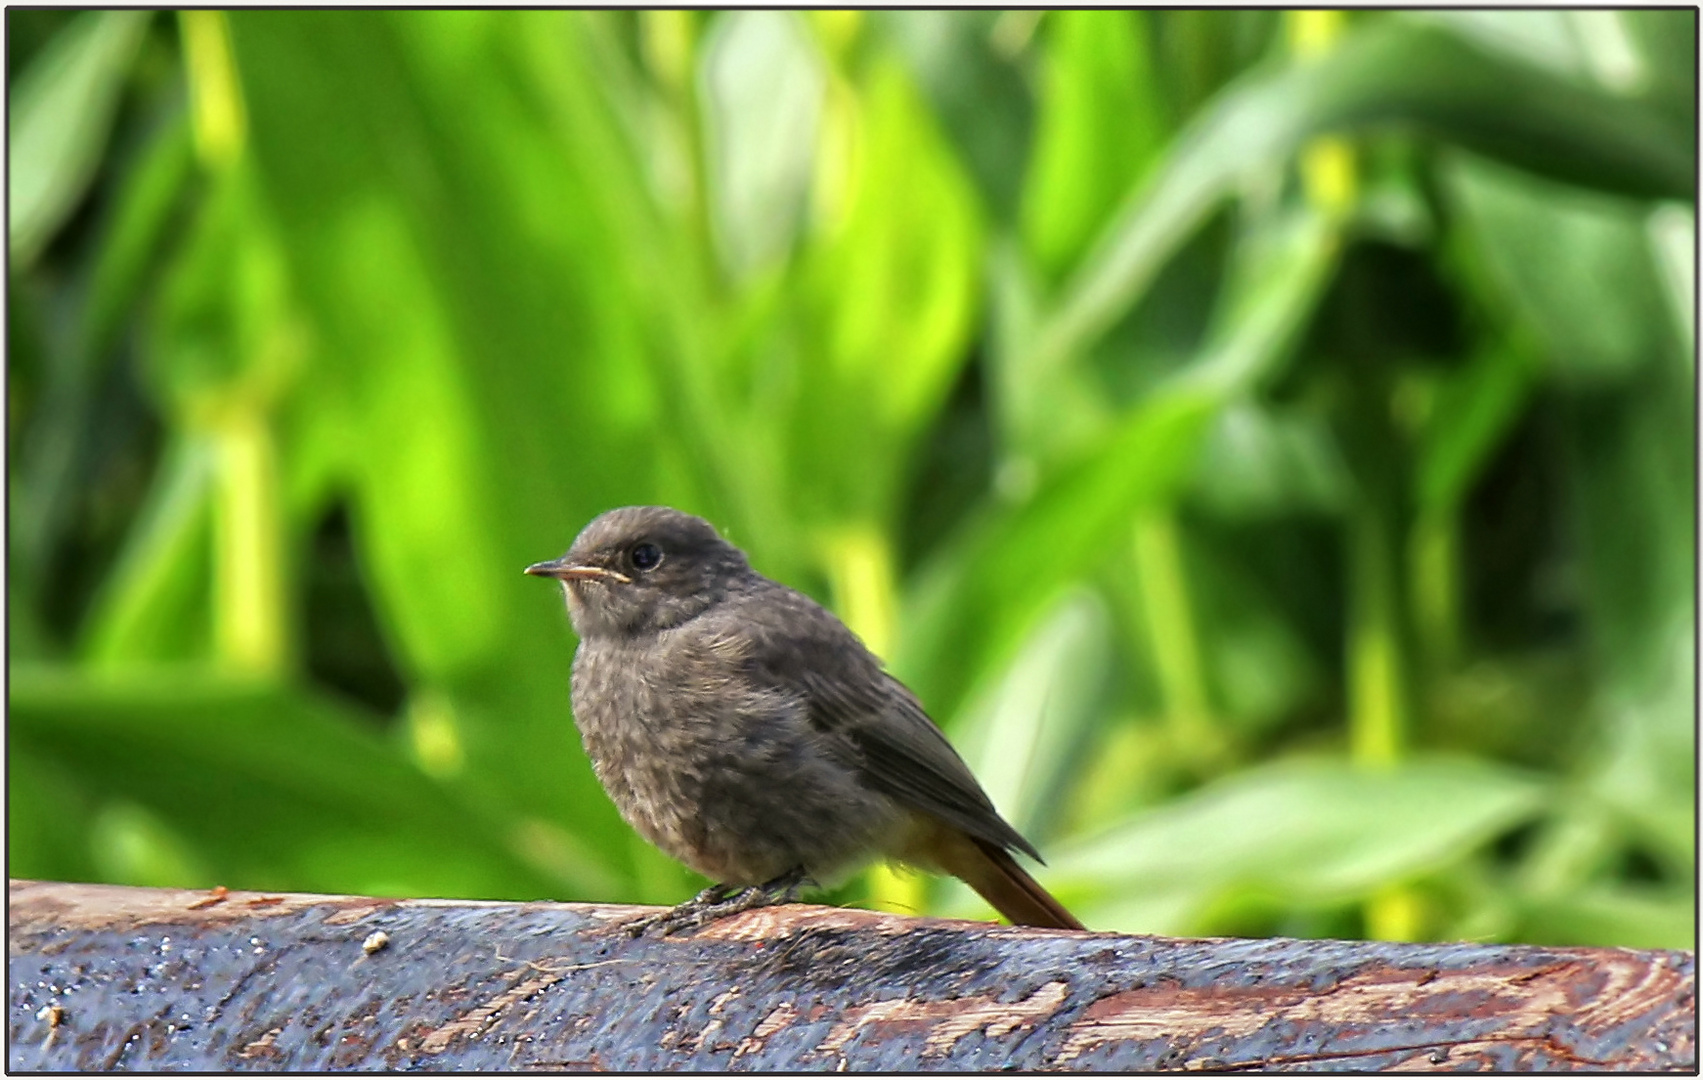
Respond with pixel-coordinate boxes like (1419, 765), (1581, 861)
(528, 505), (1081, 930)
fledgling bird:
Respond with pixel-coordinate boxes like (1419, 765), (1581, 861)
(526, 505), (1084, 935)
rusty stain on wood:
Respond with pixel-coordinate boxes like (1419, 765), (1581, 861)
(814, 978), (1068, 1061)
(7, 879), (1695, 1071)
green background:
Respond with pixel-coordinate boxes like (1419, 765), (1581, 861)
(8, 9), (1695, 948)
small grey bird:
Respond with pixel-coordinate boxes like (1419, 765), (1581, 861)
(526, 505), (1083, 934)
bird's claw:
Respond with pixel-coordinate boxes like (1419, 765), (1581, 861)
(622, 869), (814, 938)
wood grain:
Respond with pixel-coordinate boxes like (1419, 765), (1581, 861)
(8, 879), (1694, 1071)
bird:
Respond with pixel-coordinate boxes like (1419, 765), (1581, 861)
(526, 505), (1084, 935)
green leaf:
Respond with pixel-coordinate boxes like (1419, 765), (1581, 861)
(9, 665), (595, 900)
(950, 589), (1112, 840)
(1518, 884), (1695, 951)
(1590, 622), (1696, 877)
(1187, 538), (1325, 734)
(1562, 368), (1693, 694)
(1417, 10), (1692, 108)
(1044, 17), (1693, 364)
(306, 198), (507, 680)
(1053, 756), (1548, 934)
(227, 11), (675, 837)
(1021, 11), (1168, 280)
(8, 745), (102, 886)
(78, 116), (198, 367)
(1645, 204), (1695, 352)
(700, 11), (823, 278)
(1445, 156), (1680, 384)
(1190, 402), (1349, 518)
(1415, 11), (1604, 84)
(876, 10), (1032, 222)
(792, 54), (984, 527)
(8, 10), (152, 265)
(901, 209), (1336, 715)
(88, 801), (214, 889)
(78, 437), (216, 666)
(1413, 342), (1538, 511)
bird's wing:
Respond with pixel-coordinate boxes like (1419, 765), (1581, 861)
(806, 667), (1042, 861)
(742, 586), (1041, 861)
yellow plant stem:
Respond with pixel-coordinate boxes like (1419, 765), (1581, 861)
(406, 688), (466, 779)
(639, 10), (719, 296)
(1287, 10), (1356, 221)
(866, 862), (928, 920)
(1366, 882), (1425, 943)
(1349, 503), (1423, 940)
(1301, 140), (1356, 220)
(179, 11), (246, 171)
(1411, 508), (1460, 668)
(820, 522), (899, 659)
(821, 521), (926, 917)
(1349, 506), (1405, 767)
(809, 10), (863, 60)
(1131, 509), (1218, 759)
(638, 10), (694, 98)
(182, 13), (287, 679)
(1288, 8), (1417, 941)
(1286, 9), (1345, 56)
(211, 406), (287, 677)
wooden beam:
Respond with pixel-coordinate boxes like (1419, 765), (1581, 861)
(7, 879), (1694, 1071)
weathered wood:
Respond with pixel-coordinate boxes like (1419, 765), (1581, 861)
(7, 879), (1694, 1071)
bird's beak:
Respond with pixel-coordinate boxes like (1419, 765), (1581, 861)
(524, 559), (632, 584)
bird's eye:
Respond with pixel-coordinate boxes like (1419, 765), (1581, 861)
(629, 542), (663, 572)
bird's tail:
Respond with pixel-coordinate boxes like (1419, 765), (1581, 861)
(928, 830), (1085, 931)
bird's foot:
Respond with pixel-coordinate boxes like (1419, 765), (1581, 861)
(624, 868), (814, 938)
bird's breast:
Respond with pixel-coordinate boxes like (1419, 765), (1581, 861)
(565, 627), (904, 885)
(568, 633), (781, 870)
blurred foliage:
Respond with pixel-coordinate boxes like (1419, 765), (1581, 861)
(7, 9), (1694, 949)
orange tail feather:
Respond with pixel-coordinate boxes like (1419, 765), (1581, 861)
(958, 837), (1086, 930)
(911, 823), (1085, 930)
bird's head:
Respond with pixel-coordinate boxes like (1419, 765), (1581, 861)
(526, 506), (751, 638)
